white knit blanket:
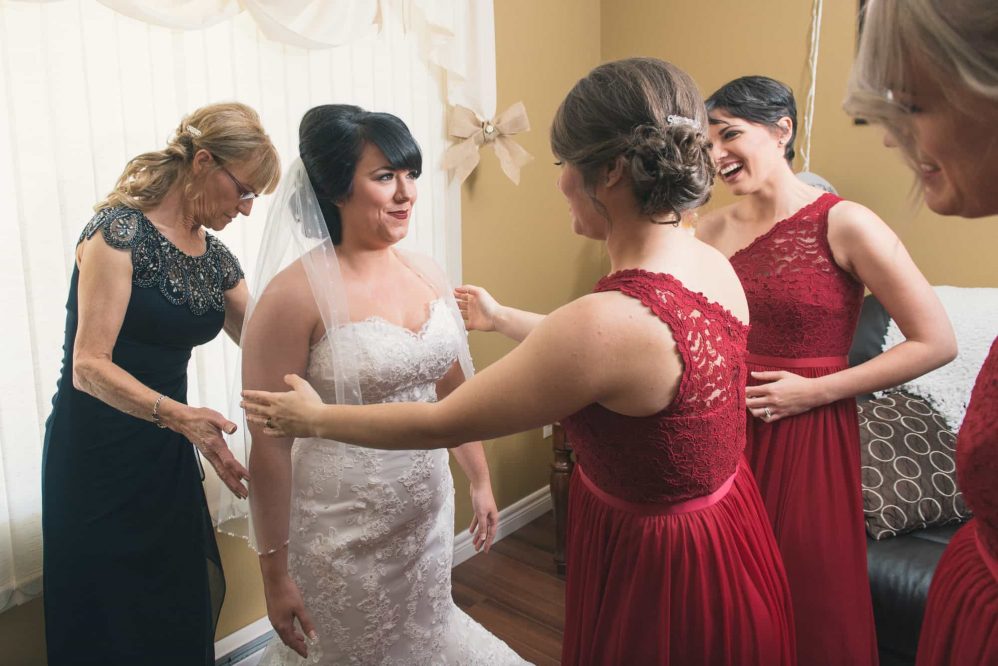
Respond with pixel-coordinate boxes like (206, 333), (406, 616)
(881, 286), (998, 430)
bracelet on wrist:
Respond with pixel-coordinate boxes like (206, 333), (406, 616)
(258, 540), (290, 558)
(152, 394), (168, 429)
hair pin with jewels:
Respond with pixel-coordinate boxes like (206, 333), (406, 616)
(666, 114), (700, 131)
(185, 124), (203, 138)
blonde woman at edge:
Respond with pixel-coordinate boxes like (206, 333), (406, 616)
(845, 1), (998, 664)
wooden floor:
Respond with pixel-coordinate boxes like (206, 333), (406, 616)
(452, 511), (566, 665)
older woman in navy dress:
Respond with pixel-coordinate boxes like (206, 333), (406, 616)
(42, 102), (280, 665)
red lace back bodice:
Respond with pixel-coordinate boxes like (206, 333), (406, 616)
(730, 193), (863, 358)
(957, 336), (998, 558)
(561, 270), (749, 504)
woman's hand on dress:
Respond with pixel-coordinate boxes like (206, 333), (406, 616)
(454, 285), (502, 332)
(169, 405), (249, 498)
(746, 371), (826, 423)
(241, 374), (323, 439)
(468, 483), (499, 553)
(263, 571), (317, 659)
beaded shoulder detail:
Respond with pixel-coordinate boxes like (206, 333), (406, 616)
(79, 206), (244, 316)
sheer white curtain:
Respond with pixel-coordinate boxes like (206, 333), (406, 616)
(0, 0), (494, 613)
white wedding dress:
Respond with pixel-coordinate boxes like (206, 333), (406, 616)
(258, 299), (529, 666)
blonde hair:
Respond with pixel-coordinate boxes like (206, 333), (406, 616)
(97, 102), (281, 212)
(844, 0), (998, 164)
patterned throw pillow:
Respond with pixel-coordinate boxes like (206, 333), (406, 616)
(858, 391), (972, 540)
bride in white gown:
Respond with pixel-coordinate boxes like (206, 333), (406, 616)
(241, 105), (529, 665)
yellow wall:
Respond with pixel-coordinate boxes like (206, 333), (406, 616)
(450, 0), (605, 528)
(601, 0), (998, 287)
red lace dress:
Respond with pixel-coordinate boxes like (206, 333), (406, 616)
(729, 192), (878, 666)
(560, 270), (796, 666)
(916, 337), (998, 666)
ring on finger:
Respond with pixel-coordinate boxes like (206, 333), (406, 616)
(764, 407), (772, 420)
(266, 417), (273, 428)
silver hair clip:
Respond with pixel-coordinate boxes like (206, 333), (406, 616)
(667, 114), (700, 131)
(185, 124), (203, 138)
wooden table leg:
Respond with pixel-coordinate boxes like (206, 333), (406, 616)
(550, 422), (574, 576)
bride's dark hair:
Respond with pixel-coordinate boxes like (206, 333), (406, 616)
(299, 105), (422, 244)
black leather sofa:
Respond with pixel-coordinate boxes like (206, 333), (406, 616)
(867, 524), (959, 666)
(850, 295), (964, 666)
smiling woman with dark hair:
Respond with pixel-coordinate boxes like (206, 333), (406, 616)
(699, 75), (957, 666)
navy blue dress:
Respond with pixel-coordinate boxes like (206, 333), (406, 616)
(42, 206), (243, 665)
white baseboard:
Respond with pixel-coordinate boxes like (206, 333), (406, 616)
(215, 617), (274, 665)
(452, 485), (552, 566)
(215, 486), (552, 663)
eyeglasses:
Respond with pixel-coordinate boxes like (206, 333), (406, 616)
(218, 162), (259, 201)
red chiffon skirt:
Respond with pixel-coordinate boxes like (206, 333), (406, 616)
(746, 354), (878, 666)
(916, 520), (998, 665)
(562, 457), (796, 665)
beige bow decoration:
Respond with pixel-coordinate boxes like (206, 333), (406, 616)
(441, 102), (533, 185)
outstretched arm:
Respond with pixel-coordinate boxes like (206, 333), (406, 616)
(243, 294), (630, 450)
(455, 284), (545, 343)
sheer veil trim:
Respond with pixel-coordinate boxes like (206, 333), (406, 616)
(217, 157), (474, 552)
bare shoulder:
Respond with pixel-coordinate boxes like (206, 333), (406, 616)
(827, 199), (900, 249)
(260, 260), (311, 303)
(543, 291), (633, 334)
(251, 260), (320, 328)
(536, 291), (663, 349)
(828, 199), (896, 237)
(826, 199), (905, 275)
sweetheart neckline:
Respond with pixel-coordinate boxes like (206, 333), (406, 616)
(310, 298), (448, 351)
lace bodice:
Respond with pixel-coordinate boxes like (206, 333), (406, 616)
(958, 336), (998, 559)
(561, 270), (749, 504)
(260, 298), (527, 665)
(80, 206), (244, 316)
(730, 193), (863, 358)
(306, 299), (459, 404)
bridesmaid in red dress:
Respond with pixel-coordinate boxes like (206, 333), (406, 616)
(698, 76), (957, 666)
(844, 1), (998, 664)
(243, 58), (796, 665)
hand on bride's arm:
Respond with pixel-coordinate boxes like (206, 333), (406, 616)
(455, 284), (546, 343)
(242, 374), (323, 439)
(469, 482), (499, 553)
(454, 284), (502, 332)
(261, 564), (317, 658)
